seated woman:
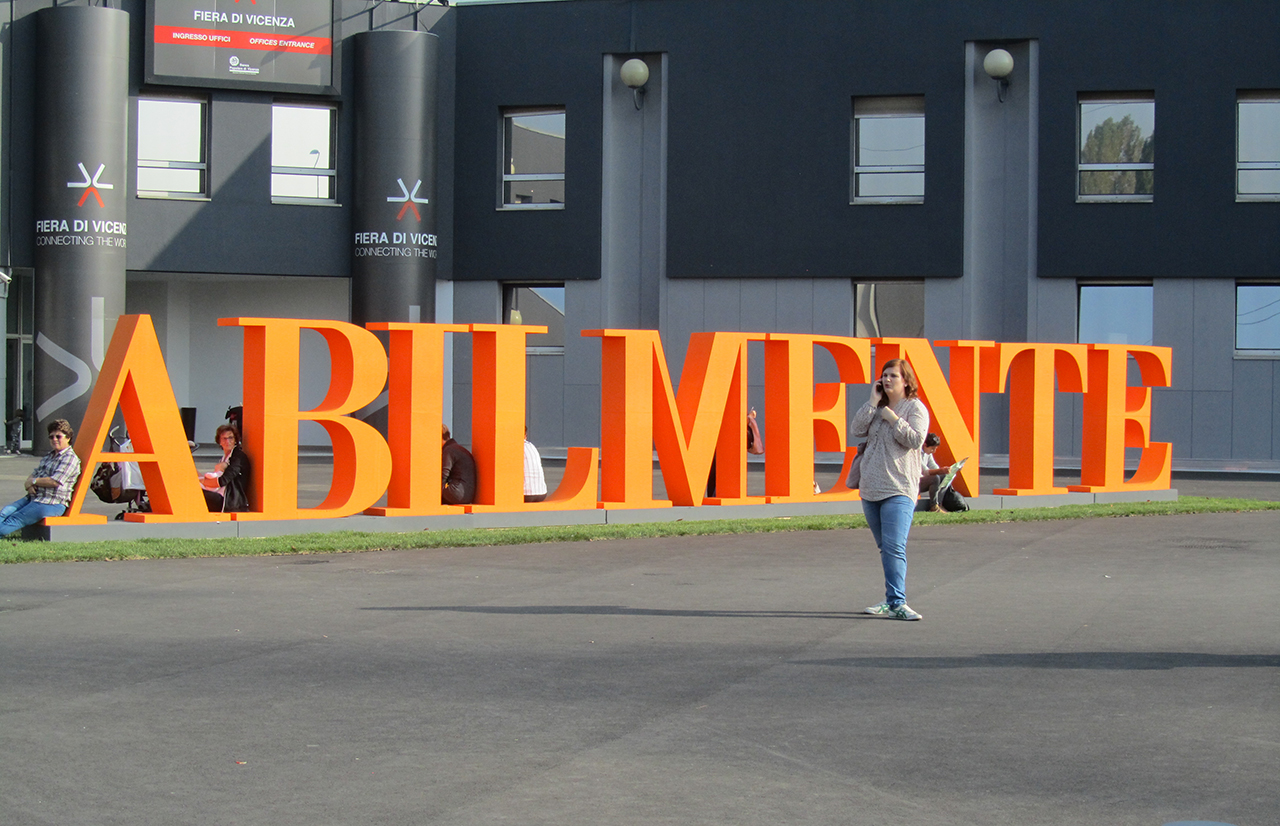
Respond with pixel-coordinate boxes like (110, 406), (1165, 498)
(201, 424), (250, 512)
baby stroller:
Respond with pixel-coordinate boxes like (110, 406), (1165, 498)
(88, 426), (150, 519)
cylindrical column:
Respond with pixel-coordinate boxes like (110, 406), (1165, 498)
(33, 7), (129, 439)
(350, 30), (440, 326)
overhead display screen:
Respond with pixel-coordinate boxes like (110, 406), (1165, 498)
(146, 0), (336, 94)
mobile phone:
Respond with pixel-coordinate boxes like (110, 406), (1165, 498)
(875, 381), (883, 392)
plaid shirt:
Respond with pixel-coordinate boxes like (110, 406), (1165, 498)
(29, 447), (82, 508)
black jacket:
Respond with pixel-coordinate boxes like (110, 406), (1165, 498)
(219, 445), (250, 512)
(441, 438), (477, 505)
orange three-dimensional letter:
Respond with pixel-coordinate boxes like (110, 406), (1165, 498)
(364, 322), (469, 516)
(875, 338), (997, 498)
(584, 329), (757, 508)
(52, 314), (213, 525)
(991, 343), (1088, 495)
(1069, 344), (1173, 492)
(762, 334), (871, 502)
(221, 318), (392, 520)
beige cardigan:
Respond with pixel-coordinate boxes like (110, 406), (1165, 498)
(850, 397), (929, 502)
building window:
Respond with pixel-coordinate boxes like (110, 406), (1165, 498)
(1077, 285), (1153, 346)
(137, 97), (207, 198)
(855, 281), (924, 337)
(271, 103), (336, 202)
(1078, 94), (1155, 201)
(851, 96), (925, 203)
(1236, 284), (1280, 354)
(504, 284), (565, 353)
(1237, 93), (1280, 201)
(501, 108), (565, 209)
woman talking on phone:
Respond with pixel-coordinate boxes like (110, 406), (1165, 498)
(850, 358), (930, 620)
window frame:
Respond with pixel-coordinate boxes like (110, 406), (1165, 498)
(1234, 282), (1280, 358)
(1236, 92), (1280, 203)
(503, 283), (566, 354)
(499, 107), (566, 211)
(854, 280), (925, 338)
(270, 102), (338, 205)
(850, 96), (925, 205)
(136, 94), (209, 200)
(1077, 93), (1155, 203)
(1076, 282), (1154, 347)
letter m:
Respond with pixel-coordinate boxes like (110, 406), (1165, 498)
(584, 330), (753, 508)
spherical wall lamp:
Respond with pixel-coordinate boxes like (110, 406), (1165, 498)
(983, 48), (1014, 102)
(620, 58), (650, 109)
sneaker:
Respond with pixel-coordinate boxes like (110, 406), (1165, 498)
(889, 603), (923, 621)
(863, 602), (894, 616)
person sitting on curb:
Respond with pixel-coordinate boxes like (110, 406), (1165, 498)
(0, 419), (81, 538)
(442, 423), (477, 506)
(920, 432), (967, 512)
(523, 426), (547, 503)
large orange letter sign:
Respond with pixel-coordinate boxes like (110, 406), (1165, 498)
(762, 334), (871, 502)
(53, 317), (1175, 530)
(467, 324), (542, 510)
(992, 343), (1088, 495)
(875, 338), (997, 497)
(364, 322), (468, 516)
(222, 318), (392, 520)
(53, 315), (212, 524)
(585, 330), (756, 508)
(1069, 344), (1173, 492)
(468, 324), (599, 512)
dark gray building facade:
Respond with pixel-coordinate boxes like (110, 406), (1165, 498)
(1, 0), (1277, 470)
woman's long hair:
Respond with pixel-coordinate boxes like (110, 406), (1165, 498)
(877, 358), (920, 408)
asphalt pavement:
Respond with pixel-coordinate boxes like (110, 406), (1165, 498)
(2, 507), (1277, 826)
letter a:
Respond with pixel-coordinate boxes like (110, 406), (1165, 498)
(51, 314), (213, 525)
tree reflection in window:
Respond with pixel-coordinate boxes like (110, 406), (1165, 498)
(1079, 98), (1155, 199)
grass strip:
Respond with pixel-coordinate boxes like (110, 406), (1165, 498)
(2, 496), (1276, 565)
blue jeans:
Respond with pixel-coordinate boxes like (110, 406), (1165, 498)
(862, 494), (915, 606)
(0, 496), (66, 537)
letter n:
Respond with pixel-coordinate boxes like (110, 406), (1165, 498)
(49, 315), (213, 525)
(221, 318), (392, 520)
(876, 338), (997, 498)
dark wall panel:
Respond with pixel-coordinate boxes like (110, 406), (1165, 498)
(1034, 0), (1280, 278)
(452, 0), (1280, 284)
(646, 0), (966, 280)
(450, 2), (631, 282)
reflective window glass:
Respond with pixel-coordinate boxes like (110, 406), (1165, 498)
(1236, 285), (1280, 350)
(504, 284), (566, 352)
(502, 109), (565, 208)
(137, 98), (206, 197)
(1237, 95), (1280, 200)
(1078, 285), (1153, 346)
(271, 104), (336, 202)
(852, 96), (925, 203)
(1078, 96), (1155, 200)
(855, 282), (925, 338)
